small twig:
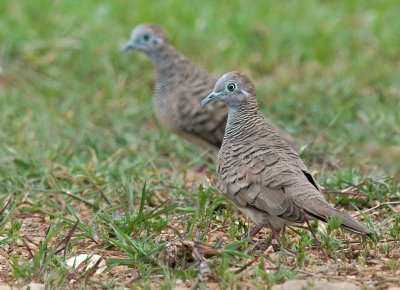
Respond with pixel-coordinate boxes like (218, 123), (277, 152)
(340, 238), (398, 245)
(150, 199), (170, 214)
(21, 238), (35, 260)
(205, 225), (224, 236)
(59, 190), (95, 207)
(322, 189), (368, 197)
(63, 220), (79, 258)
(54, 220), (79, 257)
(81, 255), (104, 283)
(234, 256), (260, 274)
(352, 201), (400, 216)
(126, 274), (142, 287)
(0, 197), (13, 216)
(89, 182), (111, 205)
(296, 269), (325, 278)
(193, 242), (223, 256)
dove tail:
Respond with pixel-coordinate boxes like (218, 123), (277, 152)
(306, 206), (374, 236)
(331, 208), (374, 236)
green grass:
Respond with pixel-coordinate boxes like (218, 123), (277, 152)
(0, 0), (399, 288)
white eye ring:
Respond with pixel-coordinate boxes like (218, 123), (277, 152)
(227, 83), (236, 91)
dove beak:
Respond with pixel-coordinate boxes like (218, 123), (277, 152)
(120, 41), (136, 53)
(201, 92), (220, 106)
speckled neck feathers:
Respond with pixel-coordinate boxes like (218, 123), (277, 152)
(224, 98), (265, 141)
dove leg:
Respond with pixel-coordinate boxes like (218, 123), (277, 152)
(281, 224), (286, 236)
(238, 223), (281, 252)
(300, 208), (329, 258)
(248, 225), (263, 237)
(266, 220), (281, 242)
(241, 225), (263, 240)
(236, 225), (263, 251)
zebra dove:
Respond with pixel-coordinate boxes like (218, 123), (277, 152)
(201, 71), (373, 236)
(121, 24), (298, 153)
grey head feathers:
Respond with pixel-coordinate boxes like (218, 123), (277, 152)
(120, 24), (170, 61)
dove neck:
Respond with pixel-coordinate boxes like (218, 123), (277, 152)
(151, 45), (195, 92)
(152, 45), (188, 76)
(225, 101), (261, 139)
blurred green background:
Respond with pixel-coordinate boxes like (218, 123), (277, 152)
(0, 0), (399, 287)
(0, 0), (399, 183)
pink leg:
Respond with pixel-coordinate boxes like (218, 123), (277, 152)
(300, 208), (329, 259)
(266, 220), (281, 242)
(236, 225), (263, 251)
(242, 225), (263, 240)
(282, 224), (286, 236)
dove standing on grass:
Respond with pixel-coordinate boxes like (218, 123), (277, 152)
(201, 71), (373, 238)
(120, 24), (298, 153)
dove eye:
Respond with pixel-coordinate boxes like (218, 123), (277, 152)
(143, 33), (151, 41)
(227, 83), (236, 91)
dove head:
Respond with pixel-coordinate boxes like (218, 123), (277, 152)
(120, 24), (170, 57)
(201, 71), (256, 108)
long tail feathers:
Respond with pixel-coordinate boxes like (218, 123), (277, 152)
(305, 206), (374, 236)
